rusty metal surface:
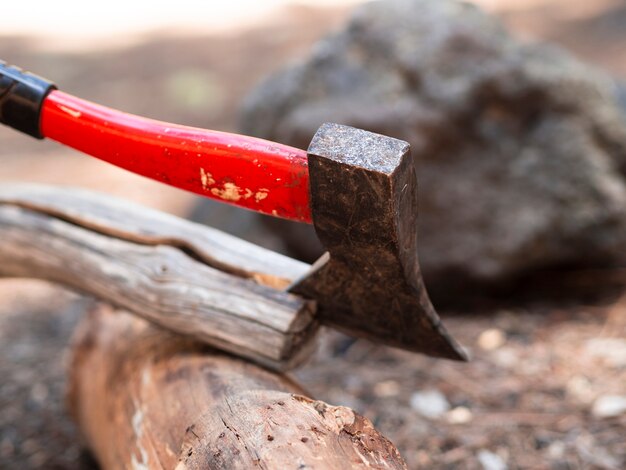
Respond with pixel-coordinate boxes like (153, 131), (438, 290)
(290, 123), (465, 359)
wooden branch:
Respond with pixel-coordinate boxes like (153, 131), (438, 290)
(0, 185), (319, 370)
(68, 304), (407, 470)
(0, 183), (311, 286)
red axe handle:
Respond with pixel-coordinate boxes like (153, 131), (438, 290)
(0, 61), (312, 223)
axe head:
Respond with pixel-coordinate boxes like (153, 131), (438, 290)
(289, 123), (465, 360)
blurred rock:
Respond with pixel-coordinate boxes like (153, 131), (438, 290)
(477, 449), (507, 470)
(477, 328), (506, 351)
(592, 395), (626, 418)
(491, 347), (518, 369)
(446, 406), (473, 424)
(546, 441), (566, 460)
(240, 0), (626, 290)
(409, 389), (450, 419)
(566, 375), (595, 405)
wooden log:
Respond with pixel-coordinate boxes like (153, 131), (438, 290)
(0, 186), (319, 370)
(68, 305), (407, 469)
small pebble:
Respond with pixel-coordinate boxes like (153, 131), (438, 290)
(478, 329), (506, 351)
(410, 389), (450, 419)
(477, 449), (507, 470)
(566, 375), (594, 404)
(547, 441), (565, 459)
(446, 406), (473, 424)
(491, 347), (518, 368)
(592, 395), (626, 418)
(373, 380), (400, 398)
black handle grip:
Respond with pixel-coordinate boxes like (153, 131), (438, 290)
(0, 60), (56, 139)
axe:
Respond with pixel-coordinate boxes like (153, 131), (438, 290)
(0, 61), (465, 361)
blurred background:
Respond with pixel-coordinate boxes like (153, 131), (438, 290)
(1, 0), (625, 468)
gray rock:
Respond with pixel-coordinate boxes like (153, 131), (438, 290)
(240, 0), (626, 289)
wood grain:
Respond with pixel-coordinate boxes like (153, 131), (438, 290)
(68, 305), (407, 470)
(0, 183), (311, 286)
(0, 185), (319, 370)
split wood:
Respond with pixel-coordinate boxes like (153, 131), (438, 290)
(0, 184), (318, 370)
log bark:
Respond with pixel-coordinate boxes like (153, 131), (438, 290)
(68, 305), (407, 470)
(0, 184), (318, 370)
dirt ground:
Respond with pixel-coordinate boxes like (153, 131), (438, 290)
(0, 2), (625, 469)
